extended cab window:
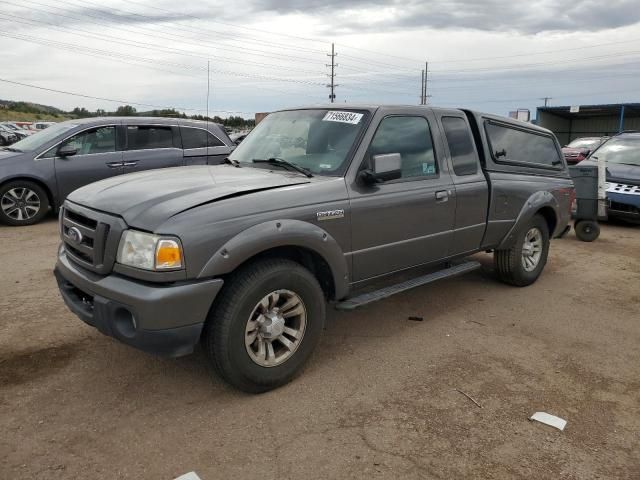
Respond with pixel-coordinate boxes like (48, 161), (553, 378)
(127, 126), (174, 150)
(181, 127), (224, 149)
(369, 116), (437, 179)
(485, 122), (561, 167)
(442, 117), (478, 176)
(46, 126), (116, 157)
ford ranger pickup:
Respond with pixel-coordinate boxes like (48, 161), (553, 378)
(54, 105), (574, 392)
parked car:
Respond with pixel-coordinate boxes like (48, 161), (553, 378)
(230, 130), (250, 145)
(33, 121), (57, 130)
(0, 123), (29, 141)
(562, 136), (608, 164)
(0, 117), (235, 226)
(579, 132), (640, 223)
(54, 105), (573, 392)
(0, 129), (18, 146)
(2, 122), (36, 137)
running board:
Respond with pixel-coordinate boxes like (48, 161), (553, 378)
(335, 261), (482, 311)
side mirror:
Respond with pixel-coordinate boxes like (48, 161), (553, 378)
(582, 149), (591, 157)
(360, 153), (402, 184)
(58, 144), (78, 158)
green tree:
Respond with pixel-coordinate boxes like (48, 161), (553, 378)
(115, 105), (137, 116)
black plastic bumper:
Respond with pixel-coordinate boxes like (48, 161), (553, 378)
(55, 249), (224, 357)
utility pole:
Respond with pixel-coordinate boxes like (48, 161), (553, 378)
(423, 61), (430, 105)
(539, 97), (552, 107)
(420, 62), (431, 105)
(326, 43), (338, 103)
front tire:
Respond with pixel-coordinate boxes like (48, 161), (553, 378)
(202, 258), (326, 393)
(0, 180), (50, 226)
(494, 214), (550, 287)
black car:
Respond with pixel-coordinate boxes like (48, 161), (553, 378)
(579, 132), (640, 223)
(0, 117), (235, 226)
(0, 125), (19, 145)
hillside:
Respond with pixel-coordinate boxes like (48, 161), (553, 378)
(1, 99), (73, 122)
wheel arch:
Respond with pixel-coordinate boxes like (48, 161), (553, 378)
(497, 191), (559, 249)
(197, 220), (350, 300)
(0, 176), (56, 211)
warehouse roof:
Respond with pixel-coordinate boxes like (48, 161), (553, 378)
(537, 103), (640, 119)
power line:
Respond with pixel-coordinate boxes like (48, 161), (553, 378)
(0, 77), (253, 115)
(3, 1), (326, 69)
(0, 27), (326, 87)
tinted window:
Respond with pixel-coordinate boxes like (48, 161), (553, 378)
(369, 116), (437, 179)
(181, 127), (224, 148)
(127, 126), (174, 150)
(55, 126), (116, 156)
(442, 117), (478, 176)
(485, 123), (561, 167)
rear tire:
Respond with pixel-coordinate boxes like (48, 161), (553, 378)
(202, 258), (325, 393)
(494, 214), (550, 287)
(574, 220), (600, 242)
(0, 180), (50, 226)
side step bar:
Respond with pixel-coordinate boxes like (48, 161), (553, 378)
(335, 261), (482, 311)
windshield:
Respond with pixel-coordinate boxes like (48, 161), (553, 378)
(568, 138), (601, 149)
(229, 109), (368, 176)
(590, 136), (640, 166)
(7, 122), (78, 152)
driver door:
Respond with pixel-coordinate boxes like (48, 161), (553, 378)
(52, 125), (123, 200)
(347, 112), (456, 281)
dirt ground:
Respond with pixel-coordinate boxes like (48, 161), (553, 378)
(1, 217), (639, 479)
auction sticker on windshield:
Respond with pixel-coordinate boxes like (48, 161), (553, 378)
(323, 111), (364, 125)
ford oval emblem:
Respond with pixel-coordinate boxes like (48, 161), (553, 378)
(67, 226), (83, 244)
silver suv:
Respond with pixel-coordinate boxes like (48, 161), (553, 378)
(0, 117), (234, 225)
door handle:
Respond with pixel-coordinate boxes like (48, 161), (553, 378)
(106, 161), (124, 168)
(435, 190), (449, 202)
(123, 161), (138, 167)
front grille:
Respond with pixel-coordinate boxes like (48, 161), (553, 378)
(609, 201), (640, 215)
(61, 204), (122, 274)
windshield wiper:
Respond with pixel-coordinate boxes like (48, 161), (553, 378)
(2, 147), (22, 152)
(252, 157), (313, 177)
(224, 157), (241, 168)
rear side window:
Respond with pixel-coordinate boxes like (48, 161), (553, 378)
(126, 126), (174, 150)
(181, 127), (224, 148)
(485, 122), (561, 167)
(442, 117), (478, 176)
(369, 116), (437, 179)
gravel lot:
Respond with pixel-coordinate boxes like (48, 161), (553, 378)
(1, 217), (639, 479)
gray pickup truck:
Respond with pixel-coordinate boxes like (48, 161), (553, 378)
(55, 105), (574, 392)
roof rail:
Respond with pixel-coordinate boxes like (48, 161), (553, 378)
(613, 130), (640, 136)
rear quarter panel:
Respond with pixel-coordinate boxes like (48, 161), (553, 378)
(464, 111), (573, 247)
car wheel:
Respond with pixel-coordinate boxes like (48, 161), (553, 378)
(202, 258), (326, 393)
(574, 220), (600, 242)
(0, 180), (50, 226)
(494, 214), (550, 287)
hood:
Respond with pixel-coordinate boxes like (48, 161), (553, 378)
(579, 160), (640, 185)
(67, 165), (312, 231)
(0, 149), (25, 161)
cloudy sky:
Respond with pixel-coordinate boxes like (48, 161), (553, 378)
(1, 0), (640, 118)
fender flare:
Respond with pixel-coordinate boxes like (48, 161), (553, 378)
(497, 190), (559, 249)
(197, 219), (350, 299)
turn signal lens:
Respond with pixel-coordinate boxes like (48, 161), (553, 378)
(155, 239), (183, 270)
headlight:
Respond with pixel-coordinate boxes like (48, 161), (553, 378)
(116, 230), (183, 271)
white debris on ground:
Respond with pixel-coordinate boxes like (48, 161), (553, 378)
(529, 412), (567, 431)
(174, 472), (202, 480)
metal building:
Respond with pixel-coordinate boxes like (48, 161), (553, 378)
(536, 103), (640, 145)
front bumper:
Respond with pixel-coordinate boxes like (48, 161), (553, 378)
(55, 247), (224, 357)
(607, 190), (640, 223)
